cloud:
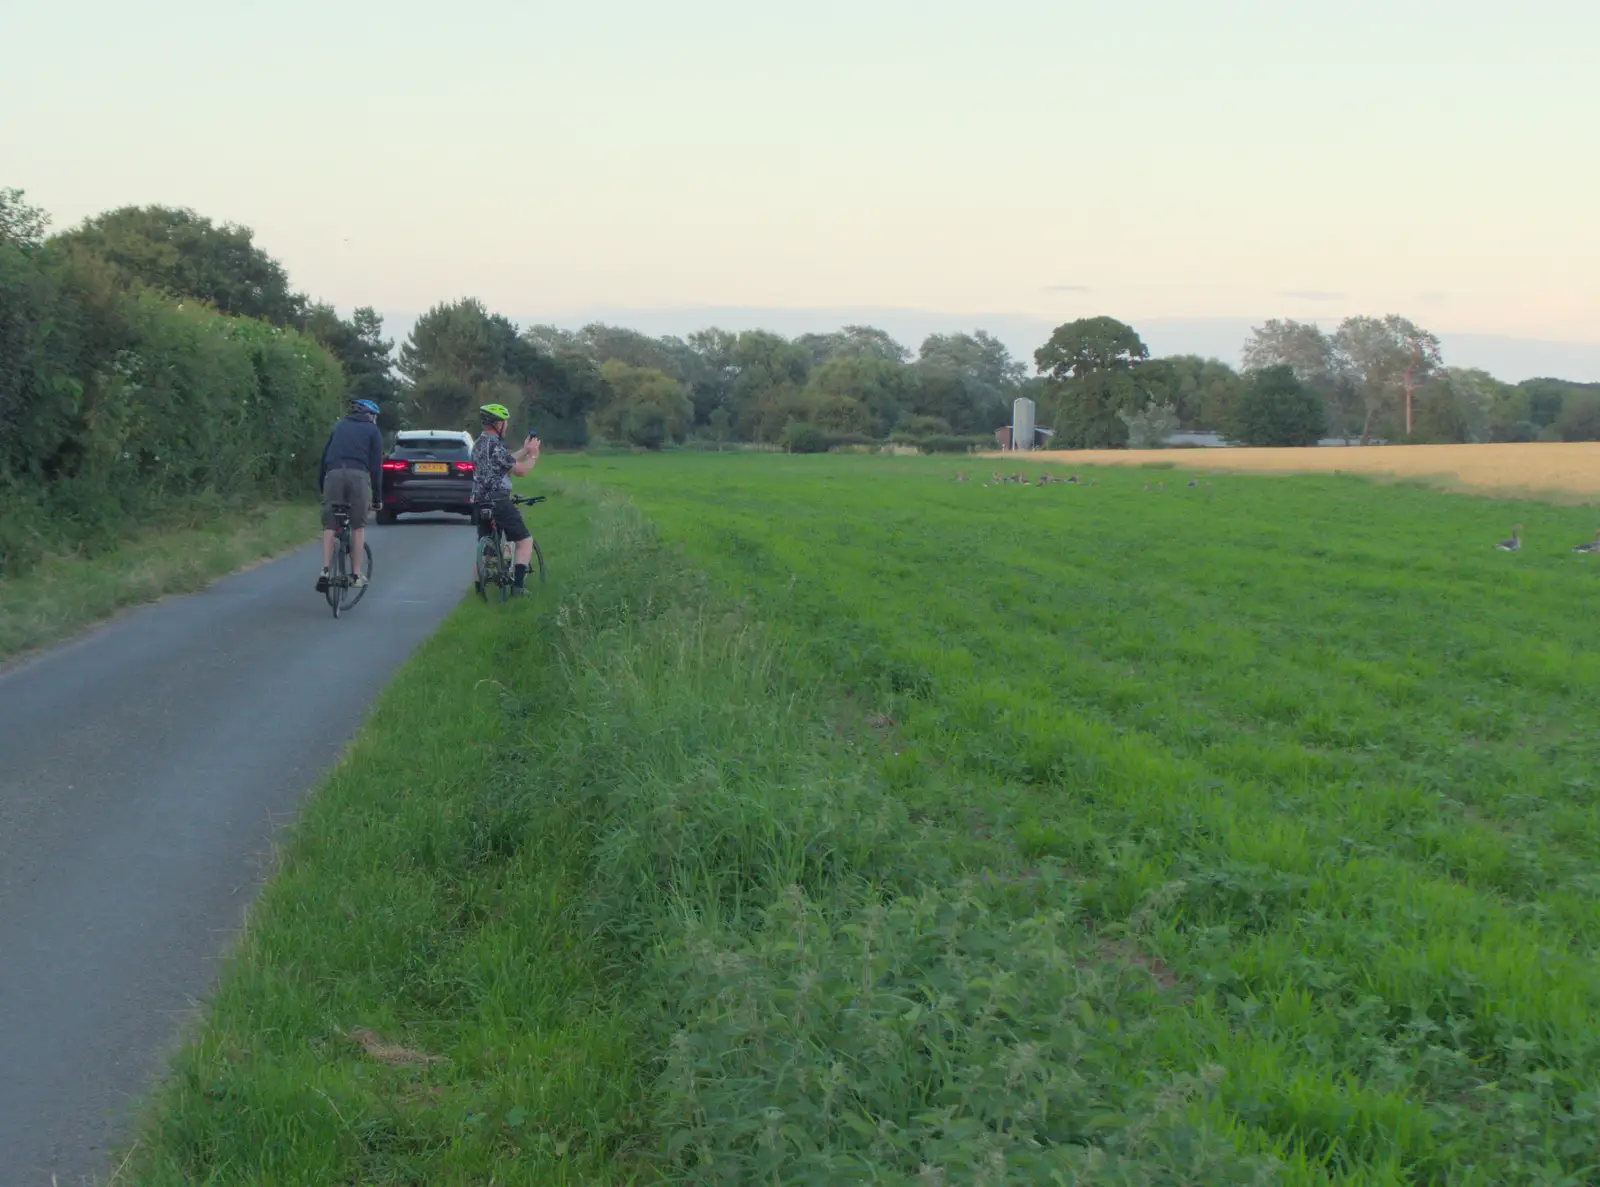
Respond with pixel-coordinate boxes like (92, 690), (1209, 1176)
(1278, 290), (1345, 301)
(1043, 284), (1090, 293)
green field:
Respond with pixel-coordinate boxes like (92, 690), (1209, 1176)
(127, 454), (1600, 1184)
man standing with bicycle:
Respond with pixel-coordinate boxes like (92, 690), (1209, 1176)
(316, 398), (384, 594)
(472, 403), (541, 595)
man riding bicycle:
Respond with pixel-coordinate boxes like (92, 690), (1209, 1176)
(472, 403), (541, 595)
(316, 398), (384, 593)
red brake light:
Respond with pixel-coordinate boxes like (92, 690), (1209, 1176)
(382, 460), (408, 471)
(454, 461), (474, 473)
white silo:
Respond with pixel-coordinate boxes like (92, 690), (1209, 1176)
(1012, 396), (1036, 451)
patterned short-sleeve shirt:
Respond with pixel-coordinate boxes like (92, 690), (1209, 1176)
(471, 433), (516, 501)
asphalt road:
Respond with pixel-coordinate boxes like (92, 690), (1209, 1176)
(0, 516), (475, 1186)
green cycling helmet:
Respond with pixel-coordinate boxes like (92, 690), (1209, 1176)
(478, 403), (511, 425)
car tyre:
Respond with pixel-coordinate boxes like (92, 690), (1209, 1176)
(376, 508), (399, 526)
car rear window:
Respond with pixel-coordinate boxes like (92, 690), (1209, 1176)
(391, 439), (471, 460)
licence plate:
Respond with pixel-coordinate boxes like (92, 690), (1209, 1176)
(414, 463), (448, 474)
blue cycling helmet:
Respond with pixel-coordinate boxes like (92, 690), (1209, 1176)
(350, 399), (379, 417)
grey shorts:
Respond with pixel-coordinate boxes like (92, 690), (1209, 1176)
(321, 468), (372, 529)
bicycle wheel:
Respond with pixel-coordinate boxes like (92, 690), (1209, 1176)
(341, 542), (373, 611)
(475, 537), (497, 603)
(328, 539), (347, 618)
(529, 539), (546, 586)
(498, 537), (514, 603)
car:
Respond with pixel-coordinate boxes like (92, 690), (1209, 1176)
(377, 429), (477, 524)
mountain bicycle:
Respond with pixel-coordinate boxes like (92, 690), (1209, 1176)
(475, 494), (546, 603)
(325, 502), (374, 618)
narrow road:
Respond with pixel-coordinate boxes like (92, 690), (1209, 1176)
(0, 517), (474, 1186)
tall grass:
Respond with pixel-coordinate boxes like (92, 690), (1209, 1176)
(555, 451), (1600, 1184)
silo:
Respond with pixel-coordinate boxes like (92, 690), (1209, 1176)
(1012, 396), (1036, 451)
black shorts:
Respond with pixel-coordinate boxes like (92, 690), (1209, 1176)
(475, 498), (529, 543)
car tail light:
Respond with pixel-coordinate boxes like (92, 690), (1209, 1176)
(454, 461), (474, 473)
(382, 460), (408, 471)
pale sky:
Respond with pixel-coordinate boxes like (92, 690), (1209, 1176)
(4, 0), (1597, 352)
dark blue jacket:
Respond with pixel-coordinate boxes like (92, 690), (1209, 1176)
(318, 414), (384, 500)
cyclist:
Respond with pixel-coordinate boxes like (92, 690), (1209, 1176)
(471, 403), (541, 595)
(316, 398), (384, 593)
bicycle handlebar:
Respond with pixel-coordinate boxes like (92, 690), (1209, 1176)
(510, 495), (546, 506)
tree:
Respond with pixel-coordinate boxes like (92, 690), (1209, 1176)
(1330, 315), (1442, 443)
(1554, 389), (1600, 441)
(1117, 402), (1179, 449)
(1033, 318), (1150, 449)
(53, 205), (304, 325)
(302, 303), (402, 430)
(398, 298), (518, 390)
(795, 325), (910, 367)
(729, 331), (811, 440)
(589, 361), (692, 449)
(684, 327), (741, 427)
(1136, 355), (1243, 431)
(1241, 319), (1336, 385)
(522, 323), (578, 354)
(1223, 365), (1327, 447)
(803, 355), (913, 437)
(519, 347), (608, 447)
(1520, 378), (1600, 429)
(572, 323), (696, 380)
(919, 330), (1027, 388)
(1411, 367), (1506, 443)
(1240, 319), (1360, 441)
(0, 188), (49, 249)
(912, 331), (1024, 433)
(1034, 316), (1148, 381)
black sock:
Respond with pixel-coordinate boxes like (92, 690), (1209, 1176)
(513, 564), (528, 587)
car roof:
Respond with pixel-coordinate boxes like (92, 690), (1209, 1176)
(396, 429), (471, 440)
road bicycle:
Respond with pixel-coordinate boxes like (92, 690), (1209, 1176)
(326, 502), (374, 618)
(475, 494), (546, 602)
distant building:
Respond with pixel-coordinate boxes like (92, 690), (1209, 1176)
(1161, 430), (1384, 449)
(995, 398), (1052, 449)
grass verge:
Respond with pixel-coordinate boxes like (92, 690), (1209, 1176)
(121, 481), (1274, 1185)
(0, 502), (318, 662)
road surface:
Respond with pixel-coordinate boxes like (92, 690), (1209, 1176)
(0, 516), (474, 1186)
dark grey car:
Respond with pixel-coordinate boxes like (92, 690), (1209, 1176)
(377, 430), (476, 524)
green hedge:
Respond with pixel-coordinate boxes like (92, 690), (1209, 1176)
(0, 241), (344, 576)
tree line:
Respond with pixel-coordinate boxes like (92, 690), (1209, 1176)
(397, 299), (1026, 453)
(404, 302), (1598, 454)
(6, 188), (1596, 580)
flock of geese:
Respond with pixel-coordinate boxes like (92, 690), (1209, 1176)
(954, 470), (1213, 492)
(959, 470), (1089, 486)
(955, 472), (1591, 558)
(1496, 524), (1600, 554)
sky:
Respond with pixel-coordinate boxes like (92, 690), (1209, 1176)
(3, 0), (1598, 377)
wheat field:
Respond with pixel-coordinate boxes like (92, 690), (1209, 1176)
(990, 441), (1600, 500)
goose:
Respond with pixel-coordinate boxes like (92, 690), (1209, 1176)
(1143, 482), (1150, 491)
(1574, 530), (1600, 553)
(1496, 524), (1523, 552)
(955, 471), (968, 483)
(1187, 479), (1198, 488)
(992, 471), (1004, 484)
